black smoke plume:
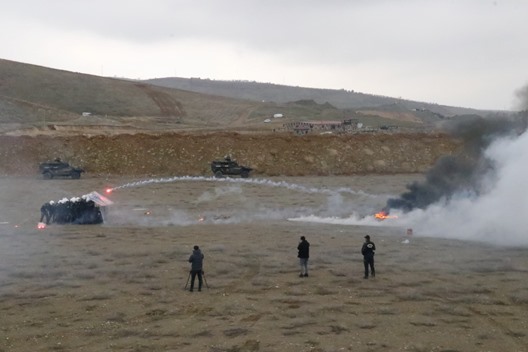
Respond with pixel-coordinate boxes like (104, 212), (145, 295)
(386, 113), (528, 213)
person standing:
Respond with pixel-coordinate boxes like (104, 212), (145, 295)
(188, 245), (204, 292)
(297, 236), (310, 277)
(361, 235), (376, 279)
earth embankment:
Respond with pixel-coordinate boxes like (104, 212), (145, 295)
(0, 132), (461, 177)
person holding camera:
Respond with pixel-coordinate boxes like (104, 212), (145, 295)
(188, 245), (204, 292)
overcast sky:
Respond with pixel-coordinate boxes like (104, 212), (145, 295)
(1, 0), (527, 110)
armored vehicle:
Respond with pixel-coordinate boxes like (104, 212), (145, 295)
(211, 157), (252, 178)
(39, 159), (84, 179)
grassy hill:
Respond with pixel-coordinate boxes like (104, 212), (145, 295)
(144, 77), (488, 117)
(0, 58), (492, 135)
(0, 59), (273, 131)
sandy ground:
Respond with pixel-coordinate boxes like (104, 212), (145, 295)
(1, 175), (527, 352)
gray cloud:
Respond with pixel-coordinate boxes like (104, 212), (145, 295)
(1, 0), (527, 109)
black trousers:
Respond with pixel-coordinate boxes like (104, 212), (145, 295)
(190, 270), (203, 290)
(363, 257), (375, 277)
(40, 210), (51, 224)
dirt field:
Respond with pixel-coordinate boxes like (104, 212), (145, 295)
(1, 174), (527, 352)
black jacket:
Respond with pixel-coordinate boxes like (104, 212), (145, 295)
(361, 241), (376, 258)
(297, 239), (310, 259)
(188, 249), (204, 271)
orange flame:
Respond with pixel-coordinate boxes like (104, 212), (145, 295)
(37, 222), (46, 229)
(374, 211), (398, 220)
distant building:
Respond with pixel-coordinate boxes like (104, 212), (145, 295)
(291, 125), (310, 135)
(283, 120), (344, 135)
(343, 118), (359, 126)
(82, 112), (92, 117)
(282, 118), (366, 134)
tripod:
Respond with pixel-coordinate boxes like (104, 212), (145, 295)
(202, 271), (209, 289)
(184, 272), (191, 290)
(184, 270), (209, 290)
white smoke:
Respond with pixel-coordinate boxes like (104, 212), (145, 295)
(111, 175), (378, 197)
(291, 131), (528, 247)
(515, 82), (528, 111)
(105, 176), (391, 227)
(400, 130), (528, 246)
(196, 185), (243, 203)
(106, 207), (197, 226)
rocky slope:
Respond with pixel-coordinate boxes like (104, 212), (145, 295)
(0, 132), (461, 177)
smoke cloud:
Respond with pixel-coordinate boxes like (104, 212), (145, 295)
(373, 110), (528, 246)
(399, 128), (528, 246)
(515, 82), (528, 111)
(386, 114), (528, 213)
(105, 177), (387, 227)
(291, 122), (528, 246)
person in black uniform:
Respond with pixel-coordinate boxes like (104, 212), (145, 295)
(39, 201), (55, 224)
(297, 236), (310, 277)
(361, 235), (376, 279)
(188, 245), (204, 292)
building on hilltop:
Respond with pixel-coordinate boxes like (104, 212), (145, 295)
(283, 119), (362, 135)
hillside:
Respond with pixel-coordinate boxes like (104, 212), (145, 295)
(0, 59), (478, 136)
(0, 59), (277, 133)
(144, 77), (488, 117)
